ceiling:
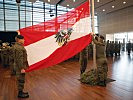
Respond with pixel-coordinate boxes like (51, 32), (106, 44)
(95, 0), (133, 15)
(29, 0), (133, 15)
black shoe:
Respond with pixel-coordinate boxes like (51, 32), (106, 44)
(98, 81), (106, 87)
(18, 91), (29, 98)
(22, 91), (29, 95)
(11, 71), (16, 76)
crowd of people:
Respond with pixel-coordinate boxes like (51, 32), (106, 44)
(106, 40), (133, 57)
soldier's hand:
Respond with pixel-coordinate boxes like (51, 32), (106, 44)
(21, 69), (26, 73)
(90, 32), (94, 36)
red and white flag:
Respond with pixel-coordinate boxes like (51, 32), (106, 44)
(18, 1), (92, 72)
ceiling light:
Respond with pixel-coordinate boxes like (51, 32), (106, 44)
(112, 6), (115, 8)
(67, 4), (69, 7)
(103, 9), (105, 12)
(73, 0), (75, 2)
(50, 14), (54, 17)
(97, 0), (100, 2)
(48, 0), (50, 2)
(49, 10), (52, 12)
(123, 1), (126, 4)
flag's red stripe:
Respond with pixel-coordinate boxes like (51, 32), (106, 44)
(26, 34), (92, 72)
(19, 1), (90, 46)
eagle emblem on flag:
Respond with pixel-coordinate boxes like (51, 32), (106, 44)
(55, 28), (73, 46)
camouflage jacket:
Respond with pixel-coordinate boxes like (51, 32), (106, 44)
(13, 42), (29, 71)
(92, 36), (106, 59)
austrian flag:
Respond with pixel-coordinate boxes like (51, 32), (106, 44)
(18, 1), (92, 72)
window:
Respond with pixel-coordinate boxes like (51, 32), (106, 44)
(0, 0), (93, 32)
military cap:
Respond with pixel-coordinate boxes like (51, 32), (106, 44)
(16, 35), (24, 39)
(99, 35), (105, 40)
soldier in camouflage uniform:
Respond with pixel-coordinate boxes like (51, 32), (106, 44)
(131, 43), (133, 52)
(14, 35), (29, 98)
(0, 45), (2, 63)
(80, 33), (108, 87)
(79, 47), (88, 74)
(114, 41), (119, 56)
(80, 69), (98, 86)
(1, 43), (10, 68)
(106, 40), (110, 57)
(94, 34), (108, 86)
(118, 41), (121, 56)
(110, 41), (115, 57)
(0, 40), (2, 63)
(126, 41), (131, 55)
(88, 43), (93, 58)
(8, 42), (16, 75)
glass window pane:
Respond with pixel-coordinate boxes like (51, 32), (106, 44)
(20, 10), (26, 21)
(20, 21), (25, 29)
(95, 26), (98, 34)
(0, 9), (4, 19)
(33, 12), (44, 22)
(5, 9), (18, 20)
(33, 22), (39, 25)
(5, 3), (18, 10)
(0, 2), (3, 8)
(6, 21), (19, 31)
(26, 11), (32, 21)
(0, 20), (4, 31)
(26, 22), (32, 27)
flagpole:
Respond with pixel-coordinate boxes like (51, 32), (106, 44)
(91, 0), (96, 69)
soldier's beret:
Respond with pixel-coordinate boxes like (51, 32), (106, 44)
(16, 35), (24, 39)
(99, 35), (105, 40)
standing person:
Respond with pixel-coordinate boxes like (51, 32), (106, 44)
(14, 35), (29, 98)
(79, 47), (88, 74)
(110, 41), (115, 57)
(9, 42), (16, 75)
(118, 41), (121, 56)
(0, 42), (2, 63)
(106, 40), (110, 57)
(92, 33), (108, 86)
(80, 33), (108, 87)
(1, 43), (10, 68)
(114, 41), (119, 56)
(126, 41), (131, 55)
(131, 42), (133, 51)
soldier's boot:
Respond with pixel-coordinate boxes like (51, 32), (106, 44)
(98, 80), (106, 87)
(18, 91), (29, 98)
(80, 70), (84, 74)
(22, 91), (29, 95)
(11, 70), (16, 76)
(115, 53), (117, 56)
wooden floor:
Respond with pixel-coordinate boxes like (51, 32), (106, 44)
(0, 51), (133, 100)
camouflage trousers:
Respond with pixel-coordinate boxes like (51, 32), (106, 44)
(9, 62), (16, 75)
(1, 54), (9, 67)
(80, 58), (88, 74)
(16, 72), (25, 91)
(97, 58), (108, 82)
(80, 69), (98, 86)
(80, 58), (108, 85)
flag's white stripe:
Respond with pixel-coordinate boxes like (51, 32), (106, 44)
(25, 17), (91, 65)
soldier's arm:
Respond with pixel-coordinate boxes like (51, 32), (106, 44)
(16, 49), (24, 70)
(92, 35), (105, 46)
(24, 50), (29, 68)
